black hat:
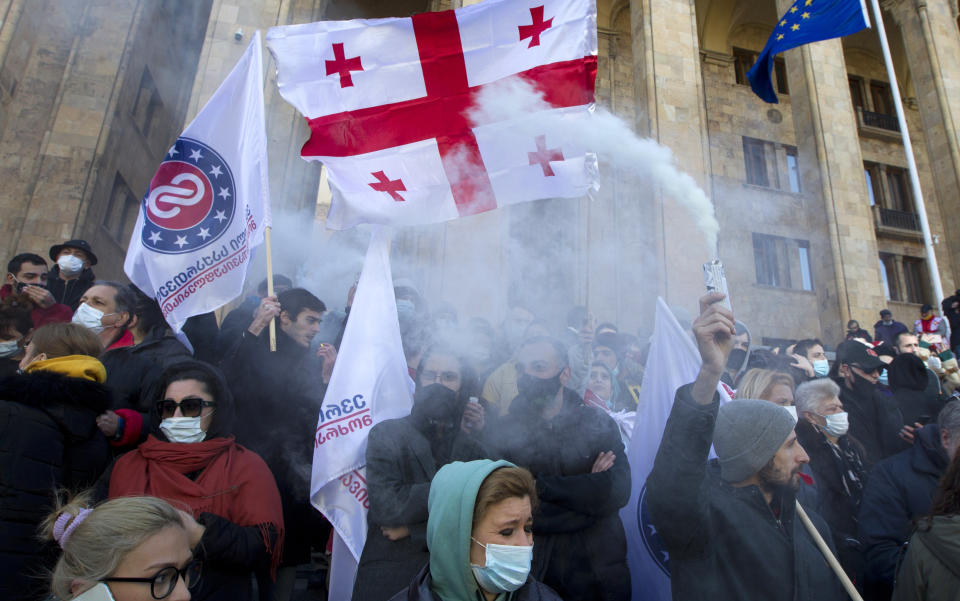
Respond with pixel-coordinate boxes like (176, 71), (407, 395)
(880, 309), (892, 317)
(921, 304), (933, 313)
(49, 239), (97, 266)
(836, 340), (886, 371)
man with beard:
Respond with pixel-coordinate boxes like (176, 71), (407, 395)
(836, 340), (905, 466)
(491, 336), (630, 601)
(647, 293), (845, 601)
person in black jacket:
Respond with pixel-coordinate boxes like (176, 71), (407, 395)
(0, 322), (110, 601)
(941, 291), (960, 351)
(354, 383), (489, 601)
(219, 288), (332, 601)
(795, 377), (869, 583)
(835, 340), (905, 466)
(46, 239), (97, 311)
(216, 274), (292, 361)
(859, 401), (960, 601)
(648, 293), (846, 601)
(888, 353), (945, 428)
(490, 336), (630, 601)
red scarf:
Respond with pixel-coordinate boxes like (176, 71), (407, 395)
(109, 435), (284, 575)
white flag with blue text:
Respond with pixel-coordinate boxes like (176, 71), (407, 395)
(619, 297), (731, 601)
(124, 33), (270, 332)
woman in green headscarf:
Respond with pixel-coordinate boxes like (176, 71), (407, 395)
(388, 459), (562, 601)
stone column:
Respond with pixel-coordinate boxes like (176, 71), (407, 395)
(629, 0), (715, 315)
(778, 0), (886, 340)
(885, 0), (960, 295)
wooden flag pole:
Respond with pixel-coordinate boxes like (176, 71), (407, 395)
(796, 500), (863, 601)
(265, 226), (277, 352)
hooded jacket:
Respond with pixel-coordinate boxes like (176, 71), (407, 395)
(859, 424), (949, 600)
(888, 354), (945, 427)
(839, 377), (905, 467)
(0, 357), (111, 601)
(647, 384), (846, 601)
(892, 515), (960, 601)
(387, 459), (561, 601)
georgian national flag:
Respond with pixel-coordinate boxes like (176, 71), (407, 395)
(266, 0), (598, 229)
(124, 33), (270, 332)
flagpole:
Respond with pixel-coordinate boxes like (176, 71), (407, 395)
(867, 0), (944, 308)
(265, 226), (277, 352)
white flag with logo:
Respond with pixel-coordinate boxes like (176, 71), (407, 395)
(266, 0), (598, 229)
(619, 297), (732, 601)
(311, 225), (414, 595)
(124, 33), (270, 332)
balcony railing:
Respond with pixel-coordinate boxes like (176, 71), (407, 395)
(862, 110), (900, 132)
(879, 207), (920, 231)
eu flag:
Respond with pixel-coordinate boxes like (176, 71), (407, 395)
(747, 0), (870, 103)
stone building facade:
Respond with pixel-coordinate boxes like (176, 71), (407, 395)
(2, 0), (959, 347)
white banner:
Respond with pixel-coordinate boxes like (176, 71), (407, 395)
(310, 225), (414, 569)
(124, 33), (270, 332)
(619, 297), (731, 601)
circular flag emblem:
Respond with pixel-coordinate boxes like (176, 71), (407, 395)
(141, 137), (235, 254)
(638, 484), (670, 576)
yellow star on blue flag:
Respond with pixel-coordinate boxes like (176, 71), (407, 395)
(747, 0), (870, 103)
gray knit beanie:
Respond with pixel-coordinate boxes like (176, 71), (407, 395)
(713, 399), (796, 482)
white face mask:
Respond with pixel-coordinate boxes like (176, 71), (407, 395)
(0, 339), (19, 358)
(57, 254), (84, 276)
(470, 538), (532, 593)
(160, 416), (207, 443)
(783, 405), (798, 422)
(819, 411), (849, 437)
(72, 302), (108, 334)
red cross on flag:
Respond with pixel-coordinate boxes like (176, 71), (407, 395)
(267, 0), (598, 229)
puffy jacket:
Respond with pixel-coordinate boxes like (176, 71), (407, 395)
(0, 370), (111, 601)
(859, 424), (948, 601)
(388, 563), (563, 601)
(647, 384), (846, 601)
(491, 387), (631, 601)
(892, 515), (960, 601)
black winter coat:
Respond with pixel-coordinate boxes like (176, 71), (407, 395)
(354, 416), (488, 601)
(839, 382), (905, 467)
(388, 565), (563, 601)
(101, 334), (192, 412)
(219, 328), (326, 565)
(647, 384), (846, 601)
(492, 387), (631, 601)
(45, 266), (94, 311)
(888, 354), (945, 427)
(0, 370), (111, 601)
(859, 424), (949, 601)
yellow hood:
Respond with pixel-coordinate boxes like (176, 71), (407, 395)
(26, 355), (106, 383)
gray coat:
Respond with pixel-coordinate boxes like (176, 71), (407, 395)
(353, 416), (488, 601)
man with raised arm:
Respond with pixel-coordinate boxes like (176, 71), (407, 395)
(647, 292), (845, 601)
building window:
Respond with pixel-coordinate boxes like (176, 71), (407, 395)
(902, 257), (928, 304)
(785, 146), (801, 193)
(102, 172), (140, 246)
(132, 67), (163, 139)
(879, 253), (899, 301)
(733, 47), (787, 93)
(849, 76), (865, 109)
(885, 167), (912, 212)
(743, 137), (769, 187)
(753, 233), (814, 291)
(865, 163), (880, 206)
(870, 81), (894, 115)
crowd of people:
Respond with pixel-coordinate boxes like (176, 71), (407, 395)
(2, 238), (960, 600)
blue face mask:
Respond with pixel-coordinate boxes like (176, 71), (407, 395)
(470, 538), (532, 593)
(878, 370), (889, 387)
(813, 359), (829, 377)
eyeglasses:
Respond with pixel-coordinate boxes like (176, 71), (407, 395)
(102, 560), (202, 599)
(421, 370), (460, 385)
(156, 397), (216, 418)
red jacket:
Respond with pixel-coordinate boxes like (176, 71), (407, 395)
(0, 284), (73, 327)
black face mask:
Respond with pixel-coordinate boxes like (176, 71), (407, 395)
(517, 371), (563, 406)
(726, 348), (747, 372)
(849, 371), (877, 398)
(411, 384), (463, 440)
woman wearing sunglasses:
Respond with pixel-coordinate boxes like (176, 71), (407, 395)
(95, 360), (284, 601)
(42, 493), (195, 601)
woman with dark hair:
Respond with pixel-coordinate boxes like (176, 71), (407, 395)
(96, 360), (284, 601)
(893, 450), (960, 600)
(415, 344), (486, 435)
(0, 322), (110, 601)
(354, 346), (490, 601)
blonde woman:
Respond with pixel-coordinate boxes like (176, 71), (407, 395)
(41, 493), (197, 601)
(736, 368), (797, 417)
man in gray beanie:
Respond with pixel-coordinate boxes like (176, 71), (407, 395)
(647, 292), (845, 601)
